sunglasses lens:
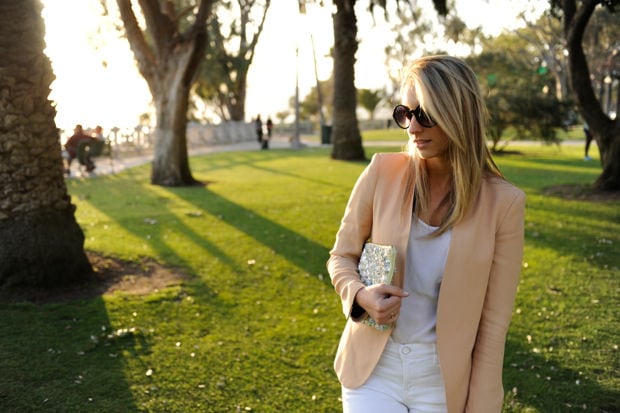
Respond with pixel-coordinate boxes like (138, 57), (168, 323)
(393, 105), (410, 129)
(413, 106), (436, 128)
(416, 110), (431, 128)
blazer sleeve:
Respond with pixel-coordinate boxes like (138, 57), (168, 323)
(467, 188), (526, 412)
(327, 155), (379, 318)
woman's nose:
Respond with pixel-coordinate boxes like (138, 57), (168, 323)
(408, 117), (423, 133)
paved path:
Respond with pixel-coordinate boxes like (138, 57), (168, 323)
(66, 137), (317, 178)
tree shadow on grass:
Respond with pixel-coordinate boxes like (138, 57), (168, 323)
(165, 186), (330, 279)
(0, 251), (239, 412)
(503, 338), (619, 412)
(191, 147), (357, 190)
(543, 183), (620, 202)
(0, 251), (202, 411)
(0, 289), (141, 411)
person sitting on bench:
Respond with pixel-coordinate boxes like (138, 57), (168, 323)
(63, 124), (96, 174)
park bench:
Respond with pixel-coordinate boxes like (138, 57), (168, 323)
(76, 139), (113, 171)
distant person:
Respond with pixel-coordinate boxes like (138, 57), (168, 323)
(64, 124), (95, 174)
(327, 55), (525, 412)
(92, 125), (104, 140)
(583, 122), (593, 161)
(255, 115), (263, 147)
(263, 117), (273, 150)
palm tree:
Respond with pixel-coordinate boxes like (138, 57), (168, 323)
(331, 0), (365, 160)
(358, 88), (385, 120)
(330, 0), (447, 160)
(0, 0), (92, 288)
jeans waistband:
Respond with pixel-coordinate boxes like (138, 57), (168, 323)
(385, 336), (437, 359)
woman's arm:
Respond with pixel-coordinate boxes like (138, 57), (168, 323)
(327, 156), (378, 318)
(467, 189), (526, 412)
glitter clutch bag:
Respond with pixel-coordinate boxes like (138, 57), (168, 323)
(358, 242), (397, 330)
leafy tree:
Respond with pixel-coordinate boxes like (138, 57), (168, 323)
(114, 0), (211, 186)
(0, 0), (92, 288)
(195, 0), (271, 121)
(330, 0), (447, 161)
(275, 110), (289, 124)
(517, 11), (571, 102)
(358, 88), (384, 120)
(384, 4), (466, 103)
(516, 7), (620, 121)
(552, 0), (620, 191)
(297, 78), (333, 122)
(467, 35), (568, 151)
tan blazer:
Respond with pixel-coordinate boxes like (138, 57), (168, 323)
(328, 152), (525, 413)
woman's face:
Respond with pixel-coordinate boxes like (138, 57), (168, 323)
(405, 89), (450, 162)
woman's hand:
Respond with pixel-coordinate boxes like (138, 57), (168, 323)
(355, 284), (409, 324)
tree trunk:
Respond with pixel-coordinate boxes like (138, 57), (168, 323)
(563, 0), (620, 190)
(151, 51), (200, 186)
(594, 124), (620, 190)
(228, 75), (247, 121)
(331, 0), (365, 161)
(0, 0), (92, 288)
(116, 0), (210, 187)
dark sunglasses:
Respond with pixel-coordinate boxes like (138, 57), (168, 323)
(392, 104), (437, 129)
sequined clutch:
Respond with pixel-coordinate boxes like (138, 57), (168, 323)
(358, 242), (397, 330)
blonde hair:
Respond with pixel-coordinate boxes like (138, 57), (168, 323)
(400, 55), (503, 235)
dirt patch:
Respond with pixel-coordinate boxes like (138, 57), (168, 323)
(0, 251), (189, 304)
(543, 184), (620, 201)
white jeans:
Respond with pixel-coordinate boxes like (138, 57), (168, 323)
(342, 338), (447, 413)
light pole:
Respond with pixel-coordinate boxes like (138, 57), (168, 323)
(292, 47), (302, 148)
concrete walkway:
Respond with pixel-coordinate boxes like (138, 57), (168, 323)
(66, 136), (317, 178)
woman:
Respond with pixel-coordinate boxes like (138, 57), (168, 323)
(327, 55), (525, 412)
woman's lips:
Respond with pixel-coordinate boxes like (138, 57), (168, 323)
(414, 139), (431, 148)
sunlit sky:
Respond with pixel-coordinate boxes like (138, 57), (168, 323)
(41, 0), (544, 132)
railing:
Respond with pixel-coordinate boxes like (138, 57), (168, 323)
(59, 119), (394, 154)
(59, 121), (258, 156)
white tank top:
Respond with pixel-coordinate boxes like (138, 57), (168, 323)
(392, 217), (452, 344)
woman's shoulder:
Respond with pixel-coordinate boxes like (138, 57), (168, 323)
(369, 151), (411, 168)
(366, 152), (411, 178)
(482, 173), (526, 202)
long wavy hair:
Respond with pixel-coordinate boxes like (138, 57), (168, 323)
(401, 55), (503, 235)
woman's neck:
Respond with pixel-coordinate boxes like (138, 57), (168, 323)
(418, 158), (453, 226)
(425, 158), (452, 190)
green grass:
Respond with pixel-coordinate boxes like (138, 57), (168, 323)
(0, 142), (617, 412)
(307, 124), (587, 144)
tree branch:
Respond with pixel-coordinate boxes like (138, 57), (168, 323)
(183, 0), (211, 40)
(116, 0), (156, 84)
(137, 0), (176, 55)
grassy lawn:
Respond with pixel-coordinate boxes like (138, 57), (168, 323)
(0, 141), (617, 412)
(304, 123), (587, 144)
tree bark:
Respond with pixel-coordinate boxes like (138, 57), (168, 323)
(562, 0), (620, 190)
(150, 44), (200, 186)
(0, 0), (92, 288)
(117, 0), (211, 186)
(331, 0), (365, 161)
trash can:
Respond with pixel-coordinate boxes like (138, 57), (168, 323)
(321, 125), (332, 145)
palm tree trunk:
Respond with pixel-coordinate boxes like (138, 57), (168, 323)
(331, 0), (365, 161)
(0, 0), (92, 288)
